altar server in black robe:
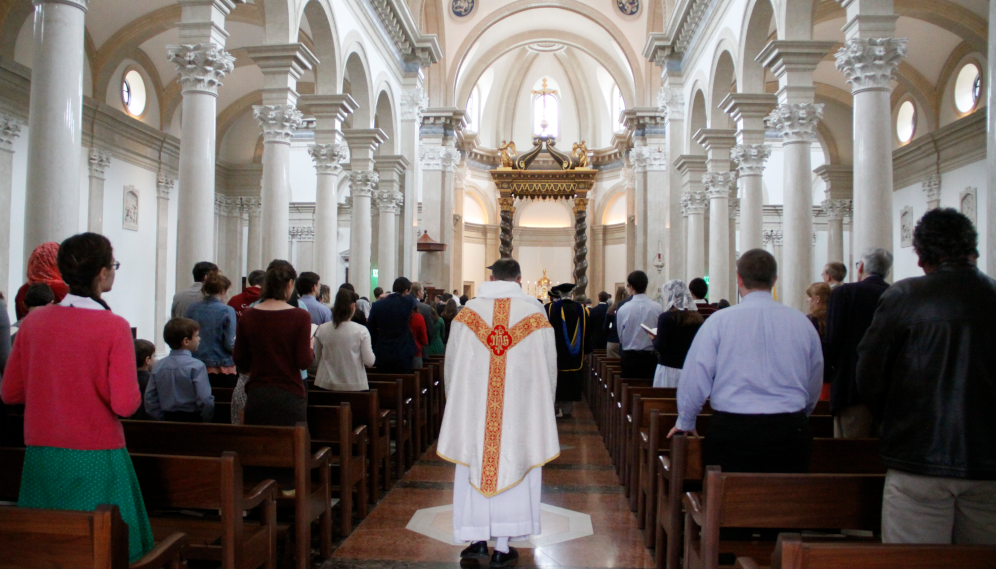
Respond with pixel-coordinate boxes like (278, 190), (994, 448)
(546, 284), (591, 417)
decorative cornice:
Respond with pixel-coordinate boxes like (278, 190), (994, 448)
(835, 37), (908, 93)
(166, 44), (235, 95)
(702, 171), (737, 199)
(922, 173), (941, 202)
(289, 226), (315, 241)
(366, 0), (442, 68)
(156, 173), (175, 200)
(88, 147), (111, 179)
(682, 190), (708, 215)
(731, 144), (771, 176)
(401, 86), (429, 123)
(630, 145), (667, 172)
(419, 144), (461, 171)
(348, 170), (380, 198)
(766, 103), (824, 143)
(308, 143), (347, 174)
(821, 198), (852, 221)
(0, 114), (22, 150)
(241, 196), (262, 216)
(254, 104), (303, 144)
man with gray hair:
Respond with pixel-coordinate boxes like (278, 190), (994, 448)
(823, 247), (894, 437)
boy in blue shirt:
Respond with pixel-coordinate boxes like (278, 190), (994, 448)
(146, 317), (215, 422)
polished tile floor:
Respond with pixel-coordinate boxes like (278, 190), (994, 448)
(324, 402), (654, 569)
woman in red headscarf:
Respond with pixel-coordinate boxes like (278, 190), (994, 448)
(15, 242), (69, 320)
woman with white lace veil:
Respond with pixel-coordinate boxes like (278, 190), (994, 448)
(648, 280), (704, 388)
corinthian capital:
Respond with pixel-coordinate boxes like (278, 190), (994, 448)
(631, 146), (668, 172)
(731, 144), (771, 176)
(308, 143), (347, 174)
(658, 87), (684, 121)
(242, 197), (262, 216)
(156, 173), (174, 200)
(835, 38), (908, 93)
(375, 189), (403, 213)
(922, 174), (941, 203)
(401, 86), (429, 123)
(766, 103), (823, 143)
(0, 114), (23, 150)
(682, 190), (708, 215)
(88, 147), (111, 179)
(254, 105), (303, 144)
(419, 145), (461, 172)
(821, 198), (852, 220)
(167, 44), (235, 95)
(349, 170), (380, 198)
(702, 171), (737, 199)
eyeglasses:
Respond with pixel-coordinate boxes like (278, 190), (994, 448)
(111, 261), (121, 270)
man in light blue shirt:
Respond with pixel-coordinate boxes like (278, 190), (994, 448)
(616, 270), (663, 379)
(296, 271), (332, 326)
(670, 249), (822, 473)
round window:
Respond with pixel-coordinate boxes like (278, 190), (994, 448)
(122, 69), (147, 116)
(954, 63), (981, 113)
(896, 100), (916, 144)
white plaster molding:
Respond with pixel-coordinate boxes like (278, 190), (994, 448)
(0, 114), (23, 150)
(961, 186), (978, 225)
(366, 0), (442, 67)
(401, 86), (429, 123)
(657, 87), (683, 121)
(835, 38), (908, 93)
(900, 205), (914, 247)
(88, 147), (111, 179)
(241, 196), (262, 216)
(682, 190), (708, 215)
(308, 143), (347, 174)
(36, 0), (89, 9)
(254, 104), (303, 144)
(419, 145), (461, 171)
(674, 0), (709, 54)
(166, 44), (235, 95)
(289, 226), (315, 241)
(821, 198), (852, 220)
(156, 173), (175, 200)
(349, 170), (380, 198)
(763, 229), (784, 246)
(375, 189), (403, 212)
(922, 174), (941, 203)
(702, 171), (736, 198)
(731, 144), (771, 176)
(765, 103), (824, 143)
(631, 145), (668, 172)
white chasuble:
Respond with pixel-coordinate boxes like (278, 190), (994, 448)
(437, 281), (560, 497)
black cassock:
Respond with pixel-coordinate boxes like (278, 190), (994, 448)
(546, 299), (591, 402)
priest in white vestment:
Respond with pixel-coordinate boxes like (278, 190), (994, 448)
(437, 259), (560, 566)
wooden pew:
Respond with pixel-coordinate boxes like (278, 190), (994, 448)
(683, 467), (885, 569)
(308, 389), (392, 501)
(609, 377), (654, 469)
(368, 379), (413, 478)
(121, 421), (332, 569)
(736, 533), (996, 569)
(618, 387), (677, 483)
(368, 372), (425, 460)
(0, 504), (189, 569)
(629, 397), (686, 507)
(413, 366), (435, 448)
(307, 404), (367, 535)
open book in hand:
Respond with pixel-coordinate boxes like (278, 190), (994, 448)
(640, 323), (658, 336)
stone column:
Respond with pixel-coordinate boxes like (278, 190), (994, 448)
(154, 174), (174, 354)
(591, 225), (605, 296)
(624, 109), (668, 287)
(400, 82), (428, 279)
(821, 199), (852, 264)
(343, 130), (386, 298)
(574, 197), (590, 301)
(214, 196), (226, 269)
(87, 148), (111, 233)
(299, 94), (356, 284)
(922, 174), (941, 210)
(484, 225), (500, 269)
(836, 38), (907, 256)
(0, 115), (22, 297)
(498, 198), (514, 259)
(23, 0), (89, 257)
(418, 109), (465, 291)
(244, 198), (262, 272)
(835, 1), (906, 259)
(374, 155), (409, 287)
(674, 155), (708, 282)
(729, 199), (740, 300)
(696, 129), (737, 303)
(622, 163), (636, 273)
(761, 40), (834, 310)
(723, 93), (777, 253)
(452, 161), (468, 291)
(223, 197), (241, 279)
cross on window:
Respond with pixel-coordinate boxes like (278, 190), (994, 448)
(532, 78), (559, 138)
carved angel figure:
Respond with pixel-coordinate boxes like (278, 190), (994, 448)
(572, 140), (590, 168)
(498, 140), (517, 168)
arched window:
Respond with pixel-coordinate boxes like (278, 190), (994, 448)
(121, 69), (147, 117)
(896, 100), (916, 144)
(611, 85), (626, 133)
(955, 62), (982, 114)
(466, 86), (480, 132)
(532, 77), (559, 137)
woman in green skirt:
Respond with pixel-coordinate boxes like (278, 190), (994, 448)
(425, 305), (446, 356)
(1, 233), (154, 562)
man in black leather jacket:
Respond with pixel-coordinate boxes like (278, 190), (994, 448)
(856, 208), (996, 544)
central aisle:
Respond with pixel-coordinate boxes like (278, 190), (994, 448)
(323, 402), (654, 568)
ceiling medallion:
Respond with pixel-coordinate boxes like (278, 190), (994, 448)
(616, 0), (639, 16)
(452, 0), (474, 17)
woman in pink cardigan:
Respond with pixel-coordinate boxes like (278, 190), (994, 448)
(1, 233), (154, 562)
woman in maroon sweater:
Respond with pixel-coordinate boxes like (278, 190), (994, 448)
(233, 260), (314, 425)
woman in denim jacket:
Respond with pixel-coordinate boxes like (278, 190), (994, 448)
(185, 271), (237, 387)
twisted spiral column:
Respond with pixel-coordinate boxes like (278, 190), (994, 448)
(499, 197), (515, 259)
(573, 198), (589, 302)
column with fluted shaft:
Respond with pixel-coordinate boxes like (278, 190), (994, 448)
(0, 115), (22, 297)
(344, 130), (386, 298)
(760, 41), (834, 310)
(374, 155), (409, 288)
(821, 199), (851, 264)
(835, 0), (906, 259)
(24, 0), (89, 257)
(87, 148), (111, 233)
(155, 174), (174, 354)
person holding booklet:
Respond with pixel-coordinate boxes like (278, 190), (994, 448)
(646, 280), (704, 388)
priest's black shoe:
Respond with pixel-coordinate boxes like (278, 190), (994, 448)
(460, 541), (489, 559)
(490, 547), (518, 567)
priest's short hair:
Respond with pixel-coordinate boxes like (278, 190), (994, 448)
(489, 259), (521, 281)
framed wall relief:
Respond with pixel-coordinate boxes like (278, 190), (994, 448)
(616, 0), (640, 16)
(451, 0), (474, 17)
(123, 186), (139, 231)
(900, 206), (914, 248)
(960, 187), (977, 226)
